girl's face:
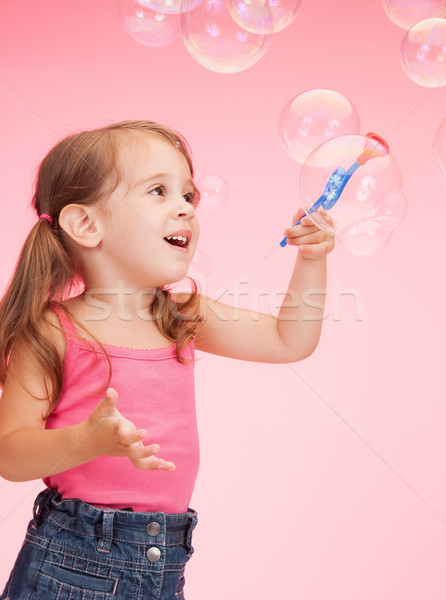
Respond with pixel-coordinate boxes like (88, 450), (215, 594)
(101, 133), (200, 289)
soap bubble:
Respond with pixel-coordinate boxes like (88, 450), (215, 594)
(197, 174), (229, 210)
(382, 0), (446, 29)
(227, 0), (301, 34)
(400, 18), (446, 87)
(118, 0), (180, 46)
(374, 188), (408, 229)
(433, 116), (446, 186)
(136, 0), (201, 15)
(299, 133), (403, 237)
(340, 218), (394, 257)
(227, 0), (274, 34)
(188, 249), (212, 280)
(180, 0), (271, 73)
(278, 89), (360, 165)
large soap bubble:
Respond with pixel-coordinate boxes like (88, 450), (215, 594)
(227, 0), (274, 35)
(299, 133), (404, 238)
(118, 0), (180, 46)
(433, 116), (446, 186)
(382, 0), (446, 29)
(197, 174), (229, 210)
(136, 0), (201, 15)
(228, 0), (301, 34)
(373, 187), (408, 229)
(278, 89), (360, 165)
(180, 0), (271, 73)
(400, 18), (446, 87)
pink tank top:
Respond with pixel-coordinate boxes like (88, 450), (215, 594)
(43, 302), (200, 513)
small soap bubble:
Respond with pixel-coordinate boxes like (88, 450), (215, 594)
(196, 175), (229, 210)
(188, 249), (212, 280)
(278, 89), (360, 165)
(400, 18), (446, 87)
(118, 0), (180, 47)
(433, 116), (446, 186)
(382, 0), (446, 30)
(180, 0), (271, 73)
(340, 218), (394, 257)
(299, 134), (404, 242)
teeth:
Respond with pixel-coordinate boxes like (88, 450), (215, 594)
(166, 235), (187, 242)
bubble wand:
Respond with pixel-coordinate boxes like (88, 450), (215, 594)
(279, 132), (390, 247)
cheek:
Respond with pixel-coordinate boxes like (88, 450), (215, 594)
(108, 221), (163, 263)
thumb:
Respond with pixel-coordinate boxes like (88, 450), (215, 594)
(292, 206), (306, 225)
(96, 387), (119, 418)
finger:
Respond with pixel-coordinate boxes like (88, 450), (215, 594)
(284, 221), (320, 237)
(155, 459), (176, 471)
(127, 444), (176, 470)
(130, 455), (176, 471)
(96, 388), (119, 418)
(291, 206), (307, 225)
(299, 215), (314, 226)
(127, 442), (160, 460)
(285, 230), (328, 244)
(116, 421), (142, 445)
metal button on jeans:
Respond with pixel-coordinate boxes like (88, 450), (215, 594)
(146, 521), (161, 536)
(146, 546), (161, 562)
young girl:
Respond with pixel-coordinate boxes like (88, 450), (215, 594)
(0, 120), (334, 599)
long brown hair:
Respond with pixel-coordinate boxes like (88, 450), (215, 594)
(0, 120), (204, 418)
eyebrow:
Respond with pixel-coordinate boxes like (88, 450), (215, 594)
(135, 173), (195, 188)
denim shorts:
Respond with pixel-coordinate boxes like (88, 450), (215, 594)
(1, 487), (198, 600)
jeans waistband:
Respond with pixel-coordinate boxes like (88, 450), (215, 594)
(33, 488), (198, 554)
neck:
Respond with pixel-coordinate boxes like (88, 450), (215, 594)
(80, 285), (164, 324)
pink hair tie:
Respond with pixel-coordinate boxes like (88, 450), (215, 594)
(39, 214), (53, 226)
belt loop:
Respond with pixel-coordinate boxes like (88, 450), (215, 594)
(32, 488), (55, 528)
(185, 513), (198, 552)
(97, 510), (115, 553)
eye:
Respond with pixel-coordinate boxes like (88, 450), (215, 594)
(148, 186), (165, 197)
(183, 192), (200, 206)
(184, 192), (200, 207)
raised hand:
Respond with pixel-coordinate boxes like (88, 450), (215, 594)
(81, 387), (175, 471)
(283, 207), (335, 261)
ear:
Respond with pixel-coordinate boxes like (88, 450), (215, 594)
(58, 204), (103, 248)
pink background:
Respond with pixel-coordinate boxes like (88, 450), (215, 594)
(1, 0), (445, 598)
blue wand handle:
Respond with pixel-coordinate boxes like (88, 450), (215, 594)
(279, 162), (360, 247)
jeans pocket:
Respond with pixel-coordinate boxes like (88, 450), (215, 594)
(35, 560), (118, 599)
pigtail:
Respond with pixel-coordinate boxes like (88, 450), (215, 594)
(0, 211), (76, 407)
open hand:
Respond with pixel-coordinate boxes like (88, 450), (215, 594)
(82, 388), (176, 471)
(283, 207), (335, 261)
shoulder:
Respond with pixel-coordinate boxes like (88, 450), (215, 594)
(42, 304), (68, 363)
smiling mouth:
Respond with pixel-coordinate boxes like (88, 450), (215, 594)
(163, 236), (189, 249)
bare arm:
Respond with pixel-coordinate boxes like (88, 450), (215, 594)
(181, 208), (334, 364)
(276, 254), (327, 360)
(0, 423), (94, 482)
(0, 388), (176, 482)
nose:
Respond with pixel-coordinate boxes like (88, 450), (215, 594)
(175, 198), (195, 219)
